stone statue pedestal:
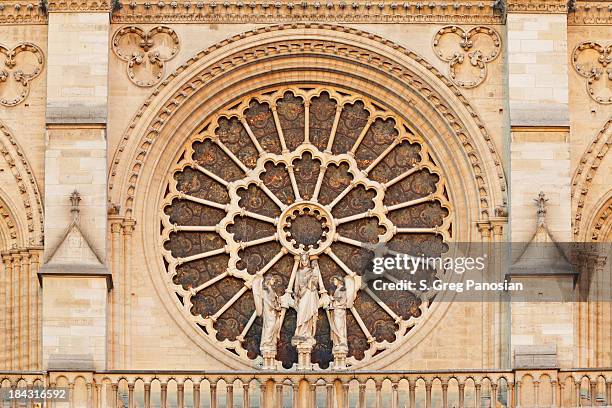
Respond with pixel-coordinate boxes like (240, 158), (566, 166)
(332, 346), (349, 370)
(261, 347), (277, 370)
(292, 337), (314, 370)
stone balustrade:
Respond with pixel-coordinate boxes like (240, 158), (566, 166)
(0, 369), (611, 407)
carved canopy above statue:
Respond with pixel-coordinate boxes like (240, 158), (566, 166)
(160, 85), (452, 369)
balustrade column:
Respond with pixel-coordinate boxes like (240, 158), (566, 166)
(516, 381), (521, 408)
(160, 383), (167, 408)
(128, 383), (135, 408)
(458, 382), (465, 408)
(442, 381), (449, 408)
(290, 383), (298, 408)
(390, 382), (399, 408)
(210, 382), (217, 408)
(87, 383), (93, 408)
(228, 383), (235, 408)
(342, 382), (350, 408)
(375, 381), (382, 408)
(491, 383), (497, 408)
(177, 383), (184, 408)
(310, 382), (317, 408)
(425, 381), (432, 408)
(112, 384), (119, 408)
(409, 380), (416, 408)
(326, 383), (334, 408)
(475, 383), (481, 408)
(193, 383), (200, 408)
(607, 380), (611, 406)
(358, 383), (366, 408)
(144, 383), (151, 408)
(590, 380), (597, 406)
(96, 383), (102, 408)
(274, 382), (282, 408)
(551, 380), (557, 408)
(508, 382), (515, 408)
(242, 383), (250, 408)
(575, 380), (581, 407)
(533, 380), (540, 408)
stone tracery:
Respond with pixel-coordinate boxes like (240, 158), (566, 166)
(161, 86), (452, 369)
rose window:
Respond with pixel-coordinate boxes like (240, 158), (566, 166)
(161, 86), (452, 369)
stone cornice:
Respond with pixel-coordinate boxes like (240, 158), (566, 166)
(507, 0), (568, 14)
(0, 2), (46, 24)
(111, 0), (504, 24)
(47, 0), (112, 12)
(568, 2), (612, 25)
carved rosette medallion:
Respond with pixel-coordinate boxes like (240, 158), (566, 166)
(0, 43), (44, 107)
(572, 41), (612, 104)
(112, 26), (180, 87)
(433, 25), (501, 89)
(161, 86), (452, 369)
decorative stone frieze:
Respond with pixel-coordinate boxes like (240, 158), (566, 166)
(111, 0), (504, 24)
(572, 41), (612, 104)
(46, 0), (111, 12)
(0, 1), (46, 24)
(432, 25), (501, 88)
(0, 43), (44, 107)
(112, 26), (180, 87)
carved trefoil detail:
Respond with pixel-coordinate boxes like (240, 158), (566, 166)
(572, 41), (612, 104)
(112, 26), (180, 87)
(0, 43), (44, 107)
(432, 25), (501, 89)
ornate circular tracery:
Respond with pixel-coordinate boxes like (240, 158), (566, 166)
(161, 85), (452, 369)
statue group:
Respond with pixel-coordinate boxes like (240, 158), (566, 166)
(252, 252), (359, 370)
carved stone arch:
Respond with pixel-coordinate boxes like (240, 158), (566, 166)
(572, 118), (612, 241)
(585, 192), (612, 242)
(107, 24), (508, 370)
(0, 194), (22, 250)
(0, 121), (44, 249)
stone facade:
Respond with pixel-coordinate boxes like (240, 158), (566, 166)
(0, 0), (610, 405)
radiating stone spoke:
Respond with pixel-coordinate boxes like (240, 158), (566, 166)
(213, 137), (250, 173)
(192, 163), (230, 187)
(336, 235), (375, 250)
(311, 164), (327, 202)
(178, 192), (228, 211)
(349, 307), (375, 343)
(241, 210), (277, 225)
(237, 311), (258, 343)
(395, 227), (438, 234)
(364, 137), (402, 174)
(271, 107), (289, 152)
(239, 234), (278, 249)
(258, 182), (287, 209)
(173, 225), (218, 232)
(211, 286), (248, 321)
(239, 117), (264, 154)
(191, 271), (230, 293)
(257, 250), (286, 276)
(363, 287), (402, 323)
(287, 164), (301, 200)
(383, 164), (423, 188)
(177, 247), (227, 265)
(325, 105), (344, 152)
(336, 210), (374, 225)
(349, 118), (375, 155)
(327, 182), (356, 210)
(385, 194), (436, 212)
(326, 249), (356, 276)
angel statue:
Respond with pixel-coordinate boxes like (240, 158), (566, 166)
(328, 274), (360, 369)
(252, 274), (282, 369)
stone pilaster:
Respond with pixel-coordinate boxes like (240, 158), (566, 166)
(41, 7), (111, 371)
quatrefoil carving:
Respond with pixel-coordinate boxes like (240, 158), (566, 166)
(112, 26), (180, 87)
(433, 26), (501, 89)
(572, 41), (612, 104)
(0, 43), (44, 107)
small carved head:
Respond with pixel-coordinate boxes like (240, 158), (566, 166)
(299, 251), (310, 267)
(330, 275), (344, 288)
